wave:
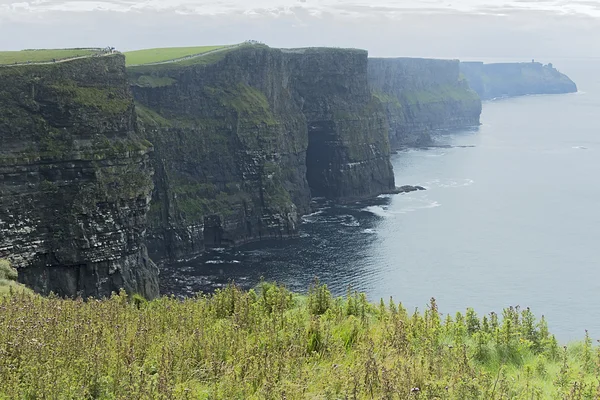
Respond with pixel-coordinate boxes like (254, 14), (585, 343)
(395, 199), (441, 214)
(362, 228), (376, 234)
(425, 152), (446, 157)
(341, 215), (360, 227)
(424, 178), (474, 188)
(361, 205), (391, 217)
(205, 260), (226, 265)
(301, 210), (325, 223)
(362, 198), (441, 217)
(572, 146), (589, 150)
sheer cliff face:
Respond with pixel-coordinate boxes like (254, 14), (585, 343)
(368, 58), (482, 148)
(130, 46), (394, 261)
(460, 61), (578, 100)
(0, 55), (159, 298)
(286, 49), (395, 199)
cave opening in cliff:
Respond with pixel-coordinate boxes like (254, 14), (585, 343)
(305, 123), (336, 198)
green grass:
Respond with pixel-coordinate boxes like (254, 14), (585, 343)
(126, 44), (263, 75)
(0, 281), (598, 399)
(0, 259), (33, 296)
(124, 46), (230, 66)
(0, 48), (100, 65)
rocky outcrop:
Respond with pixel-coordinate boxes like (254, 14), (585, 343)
(368, 58), (482, 148)
(460, 61), (578, 100)
(129, 45), (394, 261)
(390, 185), (426, 194)
(0, 55), (159, 298)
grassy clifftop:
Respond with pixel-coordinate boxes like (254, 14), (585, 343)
(124, 45), (230, 66)
(0, 48), (102, 64)
(0, 283), (596, 399)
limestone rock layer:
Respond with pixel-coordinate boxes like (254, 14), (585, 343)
(129, 46), (395, 261)
(0, 55), (159, 298)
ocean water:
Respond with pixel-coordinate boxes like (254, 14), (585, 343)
(161, 57), (600, 341)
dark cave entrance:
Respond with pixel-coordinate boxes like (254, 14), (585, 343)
(305, 122), (337, 198)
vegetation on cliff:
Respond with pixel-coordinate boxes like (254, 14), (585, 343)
(0, 282), (597, 399)
(0, 48), (100, 65)
(124, 45), (230, 66)
(0, 259), (32, 296)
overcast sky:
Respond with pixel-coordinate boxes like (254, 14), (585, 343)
(1, 0), (599, 60)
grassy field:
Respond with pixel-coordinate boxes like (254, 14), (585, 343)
(124, 46), (230, 66)
(0, 278), (597, 399)
(0, 48), (101, 65)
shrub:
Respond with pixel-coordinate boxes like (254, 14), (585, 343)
(0, 259), (17, 281)
(0, 281), (596, 399)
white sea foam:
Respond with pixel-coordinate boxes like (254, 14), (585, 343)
(363, 198), (441, 217)
(341, 215), (360, 227)
(205, 259), (226, 264)
(361, 205), (390, 217)
(301, 210), (324, 223)
(426, 152), (446, 157)
(362, 228), (376, 234)
(425, 178), (474, 188)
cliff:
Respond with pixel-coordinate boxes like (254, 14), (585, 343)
(0, 55), (159, 298)
(129, 45), (394, 261)
(460, 61), (578, 100)
(368, 58), (482, 148)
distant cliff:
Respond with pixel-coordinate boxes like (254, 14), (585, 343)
(0, 55), (159, 298)
(460, 61), (577, 100)
(129, 45), (394, 261)
(368, 58), (482, 148)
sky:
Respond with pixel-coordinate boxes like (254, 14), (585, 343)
(1, 0), (599, 60)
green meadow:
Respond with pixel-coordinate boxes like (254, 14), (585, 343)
(0, 274), (597, 399)
(124, 45), (230, 66)
(0, 48), (100, 65)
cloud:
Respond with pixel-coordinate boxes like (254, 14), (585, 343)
(0, 0), (598, 60)
(2, 0), (600, 17)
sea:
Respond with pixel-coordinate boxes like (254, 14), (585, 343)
(161, 57), (600, 342)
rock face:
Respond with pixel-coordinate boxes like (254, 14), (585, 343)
(460, 61), (578, 100)
(368, 58), (482, 148)
(286, 48), (395, 199)
(129, 45), (395, 261)
(0, 55), (159, 298)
